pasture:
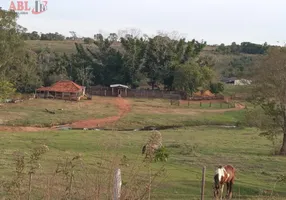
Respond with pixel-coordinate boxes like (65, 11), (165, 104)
(0, 98), (117, 127)
(0, 96), (285, 199)
(0, 97), (245, 129)
(0, 127), (285, 199)
(108, 98), (246, 129)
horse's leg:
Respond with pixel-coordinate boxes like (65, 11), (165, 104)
(220, 184), (224, 200)
(226, 182), (230, 199)
(228, 181), (233, 199)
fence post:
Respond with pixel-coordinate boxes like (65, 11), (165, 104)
(113, 168), (122, 200)
(200, 102), (202, 108)
(201, 166), (206, 200)
(209, 102), (211, 107)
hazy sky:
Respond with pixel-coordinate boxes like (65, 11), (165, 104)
(1, 0), (285, 45)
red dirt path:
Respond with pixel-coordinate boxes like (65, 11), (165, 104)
(0, 98), (244, 132)
(0, 97), (131, 132)
(67, 97), (131, 128)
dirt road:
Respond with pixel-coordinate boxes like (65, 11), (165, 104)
(67, 97), (131, 128)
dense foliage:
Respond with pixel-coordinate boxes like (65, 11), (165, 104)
(0, 9), (218, 95)
(0, 9), (269, 96)
(216, 42), (269, 55)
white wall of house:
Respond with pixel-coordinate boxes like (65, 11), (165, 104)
(234, 79), (252, 85)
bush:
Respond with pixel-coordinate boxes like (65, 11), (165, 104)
(210, 82), (224, 94)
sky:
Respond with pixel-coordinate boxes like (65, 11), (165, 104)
(1, 0), (286, 45)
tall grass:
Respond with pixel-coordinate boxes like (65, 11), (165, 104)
(0, 132), (168, 200)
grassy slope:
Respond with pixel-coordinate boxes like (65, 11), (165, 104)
(0, 97), (117, 127)
(25, 40), (261, 76)
(0, 127), (285, 199)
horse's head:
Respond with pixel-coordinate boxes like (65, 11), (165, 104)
(213, 173), (220, 198)
(213, 166), (224, 199)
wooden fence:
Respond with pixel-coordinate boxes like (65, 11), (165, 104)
(86, 86), (186, 100)
(86, 86), (228, 101)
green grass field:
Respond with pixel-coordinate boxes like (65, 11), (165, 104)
(0, 96), (285, 199)
(223, 84), (253, 96)
(108, 98), (246, 129)
(0, 127), (285, 199)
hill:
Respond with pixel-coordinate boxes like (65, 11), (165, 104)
(25, 40), (262, 78)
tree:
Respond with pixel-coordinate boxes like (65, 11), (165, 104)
(173, 61), (214, 95)
(250, 47), (286, 155)
(0, 9), (41, 93)
(240, 42), (268, 54)
(210, 82), (224, 94)
(83, 37), (94, 44)
(0, 9), (25, 70)
(11, 51), (43, 92)
(230, 42), (240, 54)
(120, 36), (147, 88)
(94, 33), (103, 41)
(216, 43), (230, 54)
(0, 80), (16, 100)
(141, 36), (173, 89)
(223, 56), (253, 78)
(108, 33), (118, 42)
(40, 32), (65, 40)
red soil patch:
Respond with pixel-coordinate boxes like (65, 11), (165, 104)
(67, 97), (131, 128)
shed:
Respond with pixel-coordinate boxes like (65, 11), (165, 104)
(36, 80), (86, 101)
(110, 84), (129, 97)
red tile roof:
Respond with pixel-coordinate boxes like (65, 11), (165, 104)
(36, 80), (84, 93)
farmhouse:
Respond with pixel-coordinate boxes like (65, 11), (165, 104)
(35, 80), (86, 101)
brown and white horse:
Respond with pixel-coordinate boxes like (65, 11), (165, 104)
(213, 165), (236, 200)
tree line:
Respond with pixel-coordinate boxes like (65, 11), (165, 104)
(216, 42), (269, 55)
(22, 30), (270, 56)
(0, 9), (222, 96)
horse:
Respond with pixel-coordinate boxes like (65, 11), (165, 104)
(213, 165), (236, 200)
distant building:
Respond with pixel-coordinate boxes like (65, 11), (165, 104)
(221, 77), (252, 85)
(110, 84), (129, 97)
(35, 80), (86, 101)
